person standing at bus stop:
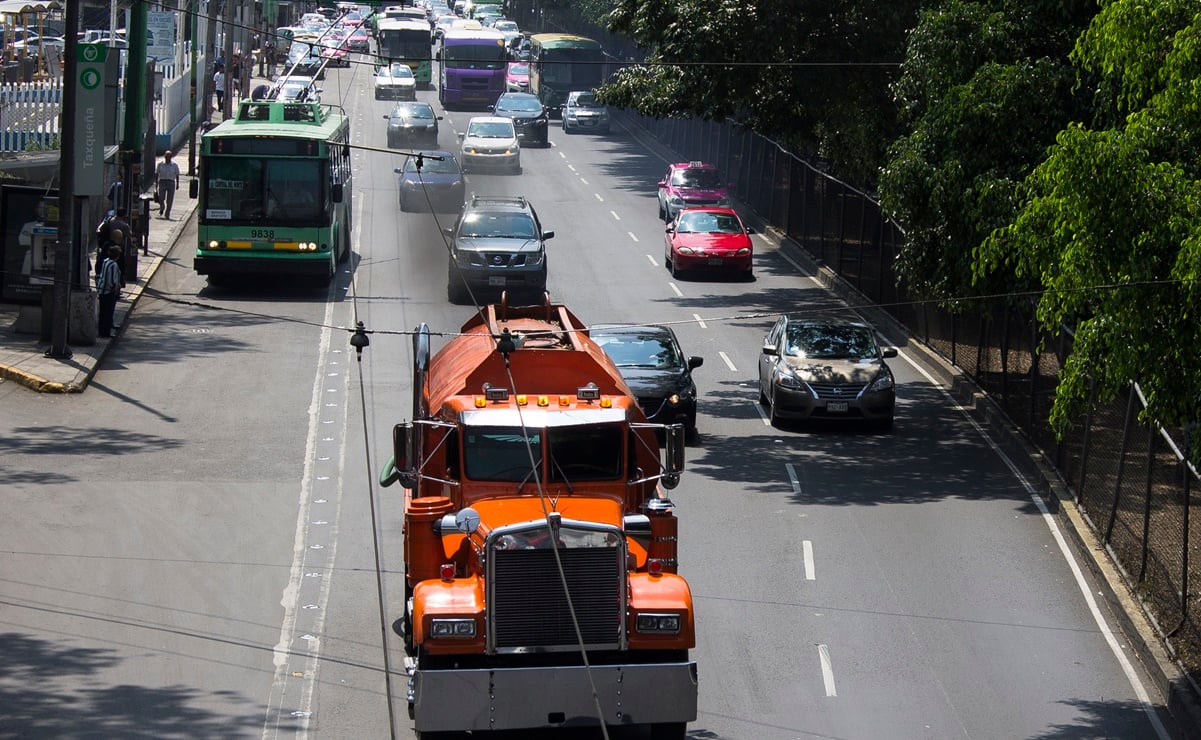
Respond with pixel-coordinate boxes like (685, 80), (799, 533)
(155, 149), (180, 220)
(96, 242), (123, 338)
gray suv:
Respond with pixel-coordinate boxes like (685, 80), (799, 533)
(446, 195), (553, 304)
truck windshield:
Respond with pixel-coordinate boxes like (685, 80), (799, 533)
(464, 424), (623, 483)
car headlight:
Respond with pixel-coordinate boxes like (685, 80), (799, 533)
(868, 372), (895, 392)
(430, 618), (476, 638)
(525, 250), (545, 266)
(676, 247), (695, 255)
(463, 146), (477, 154)
(735, 247), (751, 256)
(668, 195), (684, 206)
(776, 372), (807, 392)
(636, 613), (681, 634)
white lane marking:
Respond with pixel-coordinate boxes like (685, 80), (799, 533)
(668, 282), (683, 297)
(786, 463), (801, 494)
(558, 151), (566, 159)
(610, 210), (620, 221)
(646, 254), (658, 268)
(266, 239), (351, 736)
(579, 177), (589, 185)
(754, 400), (770, 425)
(693, 313), (707, 329)
(628, 231), (640, 243)
(567, 164), (577, 172)
(894, 353), (1171, 739)
(593, 193), (604, 202)
(718, 351), (737, 372)
(803, 540), (816, 581)
(818, 644), (837, 696)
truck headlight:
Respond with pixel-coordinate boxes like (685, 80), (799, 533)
(636, 613), (681, 634)
(430, 618), (476, 637)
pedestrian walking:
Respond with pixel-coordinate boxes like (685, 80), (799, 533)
(155, 149), (181, 221)
(95, 207), (131, 273)
(231, 53), (242, 99)
(95, 243), (123, 338)
(213, 64), (226, 110)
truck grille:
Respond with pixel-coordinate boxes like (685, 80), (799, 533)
(490, 547), (623, 651)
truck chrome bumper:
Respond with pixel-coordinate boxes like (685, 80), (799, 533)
(408, 659), (698, 732)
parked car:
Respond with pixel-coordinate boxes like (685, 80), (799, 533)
(445, 194), (552, 303)
(663, 207), (754, 280)
(396, 150), (465, 212)
(656, 161), (732, 221)
(757, 315), (897, 429)
(561, 90), (609, 134)
(505, 61), (529, 92)
(383, 101), (442, 148)
(375, 62), (417, 100)
(590, 324), (702, 442)
(273, 75), (320, 102)
(458, 116), (520, 174)
(490, 92), (549, 147)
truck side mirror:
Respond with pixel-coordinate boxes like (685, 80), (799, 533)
(389, 422), (417, 488)
(661, 424), (685, 489)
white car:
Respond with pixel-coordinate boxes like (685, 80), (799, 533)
(374, 62), (417, 100)
(273, 75), (320, 102)
(562, 90), (610, 134)
(459, 116), (520, 174)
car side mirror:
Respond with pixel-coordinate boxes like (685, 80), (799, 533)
(665, 225), (673, 233)
(762, 344), (778, 356)
(394, 167), (403, 174)
(383, 114), (389, 119)
(457, 132), (465, 139)
(688, 356), (703, 370)
(436, 115), (444, 120)
(542, 230), (554, 240)
(657, 180), (666, 188)
(881, 347), (898, 358)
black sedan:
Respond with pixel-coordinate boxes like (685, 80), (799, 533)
(395, 150), (465, 213)
(383, 101), (441, 149)
(490, 92), (549, 147)
(590, 324), (703, 442)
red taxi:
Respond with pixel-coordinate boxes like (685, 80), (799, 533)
(663, 207), (754, 280)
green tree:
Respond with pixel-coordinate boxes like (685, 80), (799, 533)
(602, 0), (922, 185)
(878, 0), (1094, 301)
(979, 0), (1201, 441)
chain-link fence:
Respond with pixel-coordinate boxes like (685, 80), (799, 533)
(627, 112), (1201, 686)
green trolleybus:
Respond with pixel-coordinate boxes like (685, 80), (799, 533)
(377, 18), (433, 87)
(528, 34), (605, 112)
(194, 99), (352, 284)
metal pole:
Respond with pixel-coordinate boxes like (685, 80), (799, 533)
(222, 0), (234, 118)
(48, 0), (81, 359)
(188, 0), (199, 175)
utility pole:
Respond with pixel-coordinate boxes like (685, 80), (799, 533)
(47, 0), (81, 359)
(222, 0), (234, 119)
(187, 0), (199, 175)
(121, 0), (149, 279)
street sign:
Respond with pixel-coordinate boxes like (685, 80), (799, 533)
(75, 43), (107, 197)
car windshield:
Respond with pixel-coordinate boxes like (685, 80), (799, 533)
(786, 325), (877, 359)
(672, 168), (722, 188)
(386, 64), (414, 78)
(498, 97), (541, 112)
(573, 93), (600, 107)
(676, 211), (742, 234)
(595, 333), (682, 369)
(458, 212), (537, 238)
(508, 63), (528, 75)
(467, 121), (514, 138)
(494, 21), (518, 32)
(393, 103), (434, 119)
(405, 154), (459, 174)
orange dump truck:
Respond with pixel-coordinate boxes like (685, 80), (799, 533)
(380, 299), (697, 739)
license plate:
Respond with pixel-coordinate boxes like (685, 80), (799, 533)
(826, 401), (849, 412)
(707, 257), (723, 266)
(488, 276), (507, 287)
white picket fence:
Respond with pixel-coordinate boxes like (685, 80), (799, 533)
(0, 78), (62, 152)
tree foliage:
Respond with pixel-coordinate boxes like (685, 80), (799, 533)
(600, 0), (922, 185)
(979, 0), (1201, 439)
(878, 0), (1094, 301)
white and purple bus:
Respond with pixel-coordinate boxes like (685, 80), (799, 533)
(438, 27), (508, 108)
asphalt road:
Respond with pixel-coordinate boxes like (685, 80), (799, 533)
(0, 55), (1181, 740)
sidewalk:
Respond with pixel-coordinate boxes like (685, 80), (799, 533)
(0, 71), (277, 393)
